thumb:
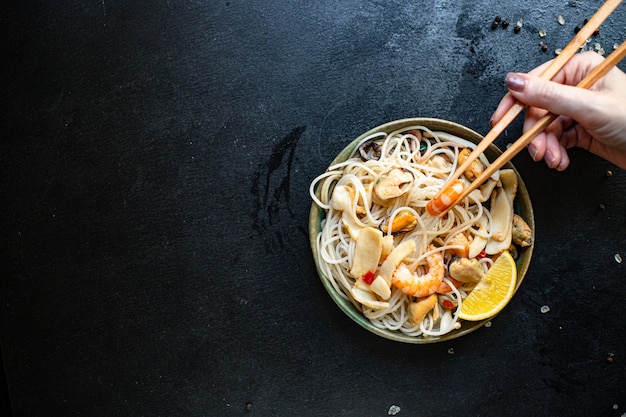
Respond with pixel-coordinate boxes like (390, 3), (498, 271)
(504, 72), (601, 123)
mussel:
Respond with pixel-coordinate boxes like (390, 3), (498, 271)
(373, 168), (414, 202)
(458, 147), (485, 181)
(358, 138), (382, 161)
(379, 210), (418, 235)
(512, 214), (533, 247)
(448, 257), (484, 283)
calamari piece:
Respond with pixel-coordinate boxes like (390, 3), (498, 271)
(353, 275), (391, 300)
(369, 276), (391, 300)
(485, 169), (518, 255)
(485, 188), (511, 254)
(350, 227), (383, 280)
(377, 239), (417, 286)
(380, 235), (395, 261)
(330, 184), (364, 240)
(468, 212), (488, 258)
(479, 178), (498, 202)
(350, 286), (389, 310)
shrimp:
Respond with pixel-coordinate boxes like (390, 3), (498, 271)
(436, 277), (463, 294)
(426, 179), (464, 216)
(392, 245), (445, 298)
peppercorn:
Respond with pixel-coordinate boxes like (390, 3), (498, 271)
(607, 352), (615, 363)
(514, 25), (521, 33)
(491, 20), (499, 30)
(541, 43), (548, 52)
(593, 28), (600, 36)
(502, 19), (509, 29)
(574, 26), (580, 33)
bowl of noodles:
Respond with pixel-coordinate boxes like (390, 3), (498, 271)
(308, 118), (534, 344)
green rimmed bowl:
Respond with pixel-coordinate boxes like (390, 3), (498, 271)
(308, 118), (535, 344)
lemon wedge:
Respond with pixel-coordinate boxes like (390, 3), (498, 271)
(458, 251), (517, 321)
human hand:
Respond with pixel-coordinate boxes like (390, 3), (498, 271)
(490, 51), (626, 170)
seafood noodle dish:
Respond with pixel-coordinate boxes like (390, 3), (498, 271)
(309, 124), (533, 340)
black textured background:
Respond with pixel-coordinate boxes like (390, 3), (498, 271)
(1, 1), (625, 416)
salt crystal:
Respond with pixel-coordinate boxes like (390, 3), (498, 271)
(447, 348), (455, 354)
(613, 404), (619, 410)
(541, 305), (550, 314)
(557, 15), (565, 25)
(388, 405), (401, 415)
(539, 28), (547, 37)
(484, 321), (492, 328)
(615, 254), (622, 264)
(555, 48), (563, 55)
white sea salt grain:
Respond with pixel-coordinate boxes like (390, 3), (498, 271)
(557, 15), (565, 25)
(484, 321), (492, 328)
(615, 254), (622, 263)
(539, 28), (547, 37)
(388, 405), (401, 415)
(541, 305), (550, 314)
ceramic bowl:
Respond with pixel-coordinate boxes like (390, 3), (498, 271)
(308, 118), (534, 344)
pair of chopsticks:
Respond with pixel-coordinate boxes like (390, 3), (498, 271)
(434, 0), (625, 216)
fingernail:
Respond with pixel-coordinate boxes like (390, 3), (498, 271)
(505, 73), (526, 92)
(527, 144), (538, 161)
(545, 151), (556, 168)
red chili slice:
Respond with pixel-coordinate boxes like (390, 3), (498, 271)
(362, 271), (376, 285)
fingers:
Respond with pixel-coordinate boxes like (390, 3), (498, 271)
(503, 72), (603, 124)
(524, 109), (571, 171)
(489, 59), (556, 127)
(489, 92), (516, 127)
(488, 51), (626, 170)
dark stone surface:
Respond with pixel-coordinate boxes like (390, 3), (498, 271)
(1, 1), (625, 416)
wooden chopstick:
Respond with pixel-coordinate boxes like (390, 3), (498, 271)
(432, 0), (623, 204)
(438, 39), (626, 217)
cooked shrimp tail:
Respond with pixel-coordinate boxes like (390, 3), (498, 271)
(426, 180), (464, 216)
(392, 245), (445, 298)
